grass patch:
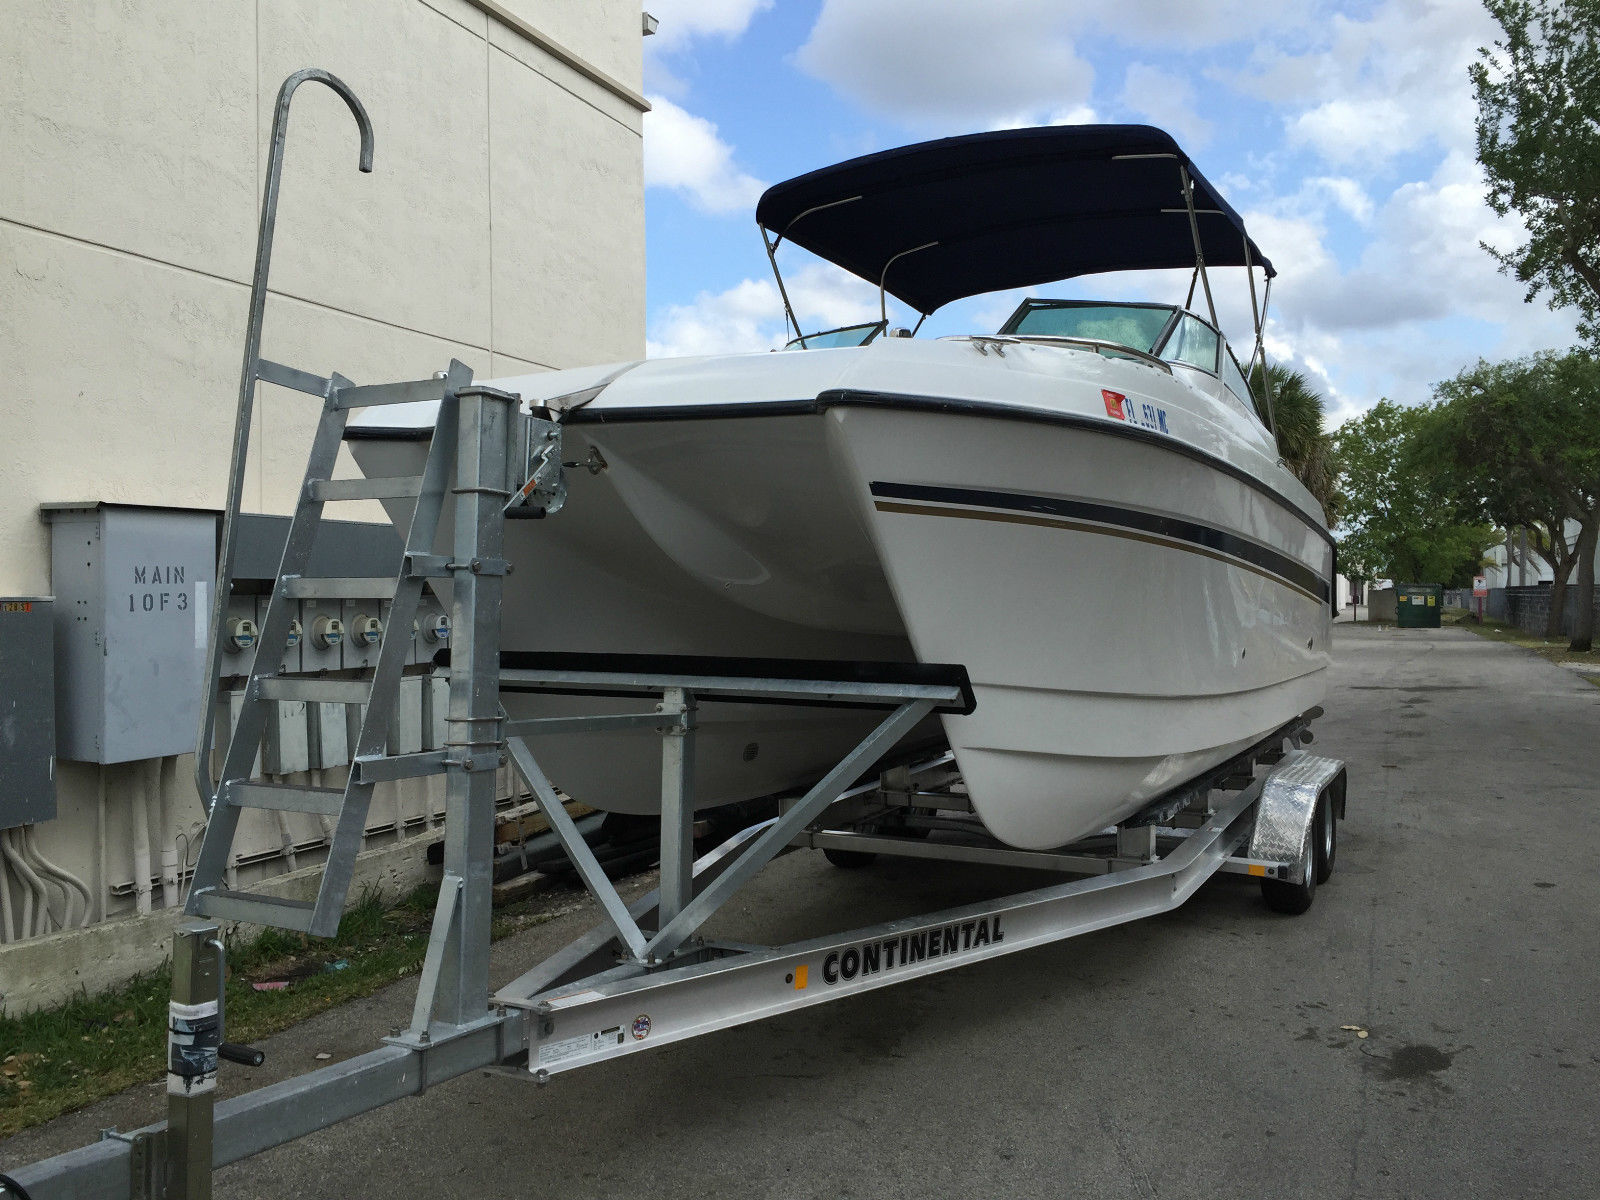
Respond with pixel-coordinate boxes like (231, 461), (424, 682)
(1449, 610), (1600, 677)
(0, 880), (578, 1137)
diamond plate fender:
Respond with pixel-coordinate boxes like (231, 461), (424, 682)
(1248, 751), (1347, 867)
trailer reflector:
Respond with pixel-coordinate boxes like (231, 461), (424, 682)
(793, 965), (808, 989)
(1247, 863), (1266, 876)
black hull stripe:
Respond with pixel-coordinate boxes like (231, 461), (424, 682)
(561, 389), (1332, 548)
(346, 388), (1333, 550)
(870, 482), (1330, 604)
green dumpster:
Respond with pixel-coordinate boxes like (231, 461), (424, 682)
(1396, 583), (1443, 628)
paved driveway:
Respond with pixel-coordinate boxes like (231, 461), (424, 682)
(6, 624), (1598, 1198)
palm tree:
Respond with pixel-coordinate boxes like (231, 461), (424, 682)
(1250, 362), (1339, 522)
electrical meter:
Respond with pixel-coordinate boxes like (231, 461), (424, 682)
(286, 618), (302, 649)
(312, 615), (344, 650)
(351, 613), (384, 648)
(422, 613), (451, 644)
(225, 616), (258, 653)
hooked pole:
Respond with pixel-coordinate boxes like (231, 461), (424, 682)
(195, 68), (374, 810)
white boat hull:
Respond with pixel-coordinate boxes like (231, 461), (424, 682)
(348, 337), (1331, 848)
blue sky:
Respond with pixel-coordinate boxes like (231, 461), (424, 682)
(637, 0), (1580, 425)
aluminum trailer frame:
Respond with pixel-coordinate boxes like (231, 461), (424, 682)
(5, 692), (1346, 1200)
(0, 67), (1349, 1200)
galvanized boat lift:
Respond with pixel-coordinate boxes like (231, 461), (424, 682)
(0, 70), (1349, 1200)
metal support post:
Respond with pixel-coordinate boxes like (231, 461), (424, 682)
(657, 687), (697, 930)
(646, 698), (935, 960)
(166, 922), (222, 1200)
(1116, 824), (1158, 861)
(433, 384), (517, 1029)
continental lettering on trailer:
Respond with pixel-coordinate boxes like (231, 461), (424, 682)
(820, 915), (1005, 986)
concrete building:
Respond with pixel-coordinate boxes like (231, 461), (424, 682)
(0, 0), (648, 1004)
(1478, 522), (1585, 590)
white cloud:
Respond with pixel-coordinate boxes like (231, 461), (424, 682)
(1089, 0), (1315, 46)
(1119, 64), (1212, 146)
(644, 0), (772, 97)
(645, 0), (772, 52)
(1236, 1), (1498, 171)
(1243, 150), (1579, 410)
(647, 278), (782, 359)
(647, 262), (901, 359)
(1306, 176), (1374, 224)
(643, 96), (766, 216)
(794, 0), (1323, 133)
(1288, 97), (1415, 165)
(797, 0), (1095, 131)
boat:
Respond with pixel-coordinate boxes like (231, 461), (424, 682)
(345, 124), (1334, 851)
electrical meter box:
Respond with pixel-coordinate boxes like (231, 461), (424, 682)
(0, 597), (57, 826)
(43, 503), (218, 763)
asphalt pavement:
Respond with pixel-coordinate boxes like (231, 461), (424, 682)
(5, 623), (1598, 1198)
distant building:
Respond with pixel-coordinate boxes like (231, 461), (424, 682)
(1480, 521), (1585, 589)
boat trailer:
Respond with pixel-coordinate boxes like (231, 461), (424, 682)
(4, 639), (1348, 1200)
(0, 70), (1350, 1200)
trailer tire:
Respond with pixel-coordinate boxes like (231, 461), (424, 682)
(1261, 834), (1316, 914)
(824, 848), (877, 869)
(1314, 790), (1337, 884)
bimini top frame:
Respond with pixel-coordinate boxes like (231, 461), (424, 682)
(754, 123), (1282, 432)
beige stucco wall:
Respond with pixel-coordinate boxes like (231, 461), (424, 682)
(0, 0), (645, 950)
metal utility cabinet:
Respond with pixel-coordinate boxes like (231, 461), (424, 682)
(42, 502), (217, 763)
(0, 596), (58, 826)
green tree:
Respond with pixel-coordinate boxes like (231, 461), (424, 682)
(1425, 351), (1600, 649)
(1250, 362), (1339, 521)
(1471, 0), (1600, 345)
(1333, 400), (1497, 589)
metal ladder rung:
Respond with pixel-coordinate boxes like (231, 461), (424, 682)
(256, 358), (329, 397)
(258, 677), (372, 704)
(332, 378), (449, 411)
(192, 888), (317, 933)
(283, 576), (398, 599)
(310, 476), (423, 501)
(228, 781), (346, 816)
(353, 749), (449, 784)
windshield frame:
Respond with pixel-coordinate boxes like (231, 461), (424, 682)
(1154, 311), (1222, 376)
(782, 319), (888, 351)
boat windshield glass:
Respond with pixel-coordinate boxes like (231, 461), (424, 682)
(784, 321), (885, 350)
(999, 302), (1176, 354)
(1159, 314), (1220, 373)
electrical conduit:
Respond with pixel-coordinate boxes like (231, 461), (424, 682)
(131, 761), (155, 916)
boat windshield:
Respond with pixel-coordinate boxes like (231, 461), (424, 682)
(999, 301), (1177, 354)
(784, 321), (886, 350)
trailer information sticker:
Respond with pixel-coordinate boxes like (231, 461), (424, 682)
(538, 1025), (625, 1067)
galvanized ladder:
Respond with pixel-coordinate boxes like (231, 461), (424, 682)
(185, 68), (524, 938)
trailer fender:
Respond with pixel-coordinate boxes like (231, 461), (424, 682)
(1249, 751), (1347, 882)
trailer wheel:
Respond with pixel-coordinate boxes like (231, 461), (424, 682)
(824, 848), (877, 869)
(1313, 791), (1337, 884)
(1261, 833), (1316, 915)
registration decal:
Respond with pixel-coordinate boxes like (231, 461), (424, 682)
(1103, 388), (1168, 434)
